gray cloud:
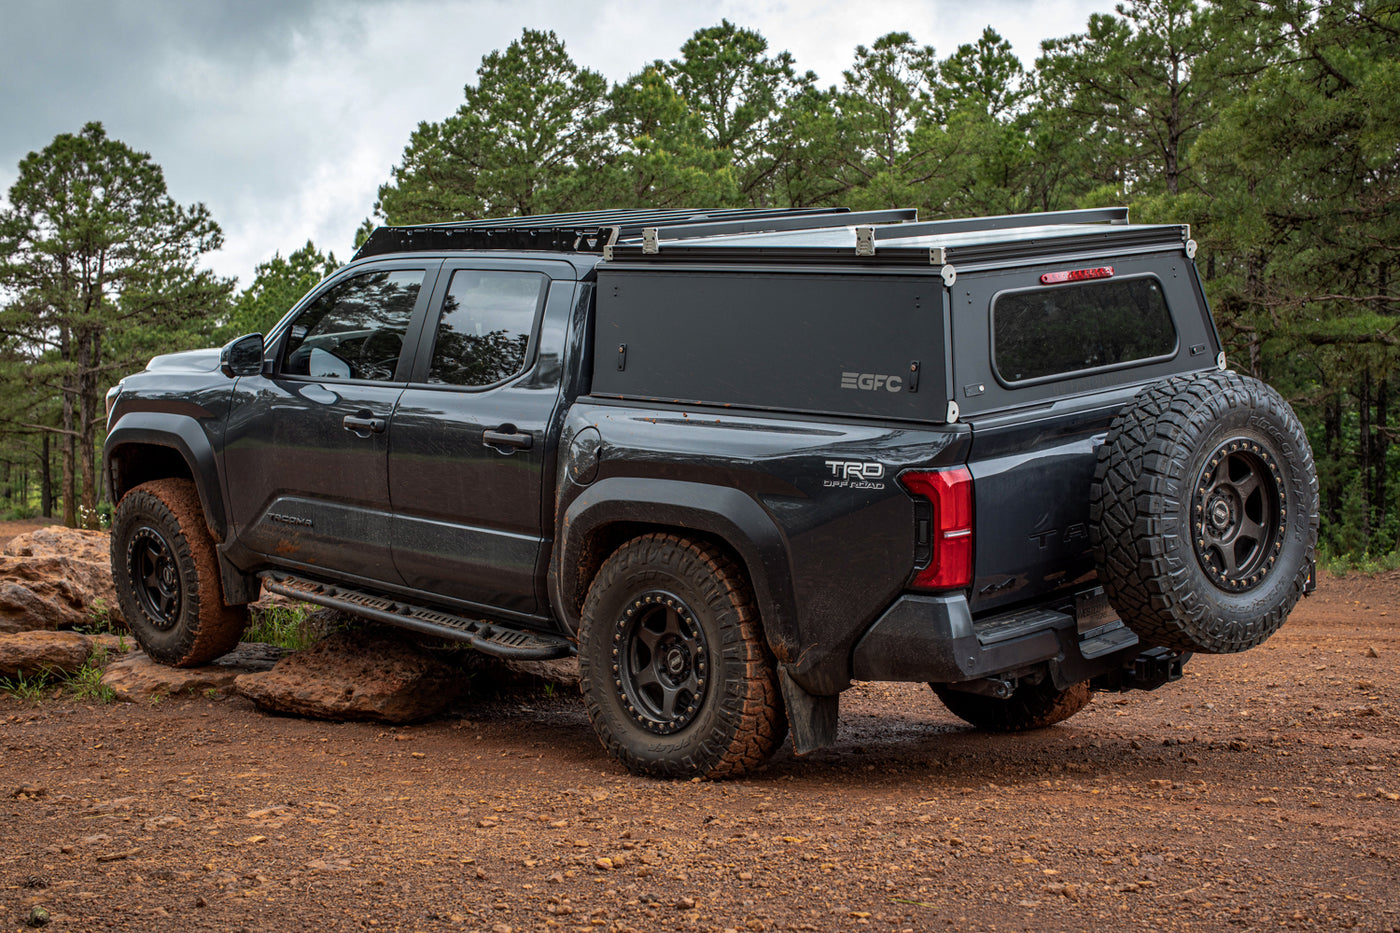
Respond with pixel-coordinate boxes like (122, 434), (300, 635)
(2, 0), (1107, 289)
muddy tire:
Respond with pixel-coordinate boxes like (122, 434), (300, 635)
(932, 679), (1092, 731)
(110, 478), (247, 667)
(578, 534), (785, 779)
(1090, 370), (1318, 654)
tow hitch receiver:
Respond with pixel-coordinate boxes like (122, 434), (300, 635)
(1094, 646), (1189, 692)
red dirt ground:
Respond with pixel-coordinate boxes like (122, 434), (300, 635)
(1, 535), (1396, 932)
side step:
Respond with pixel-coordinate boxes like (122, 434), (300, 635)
(259, 571), (574, 661)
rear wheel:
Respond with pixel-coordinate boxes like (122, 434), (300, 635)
(578, 534), (785, 779)
(110, 479), (247, 667)
(932, 679), (1092, 732)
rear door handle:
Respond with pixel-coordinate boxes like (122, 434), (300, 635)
(483, 426), (533, 451)
(343, 413), (386, 435)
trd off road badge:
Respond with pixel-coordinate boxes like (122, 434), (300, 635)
(823, 460), (886, 490)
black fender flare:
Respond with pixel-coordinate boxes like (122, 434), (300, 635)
(104, 411), (228, 542)
(553, 476), (799, 663)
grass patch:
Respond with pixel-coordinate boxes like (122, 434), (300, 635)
(247, 603), (318, 651)
(0, 671), (51, 702)
(1319, 547), (1400, 578)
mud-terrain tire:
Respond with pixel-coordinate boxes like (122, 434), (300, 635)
(110, 479), (247, 667)
(1090, 370), (1318, 654)
(578, 534), (786, 779)
(932, 679), (1092, 731)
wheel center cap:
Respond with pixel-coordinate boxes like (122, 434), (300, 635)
(665, 647), (687, 676)
(1210, 499), (1231, 529)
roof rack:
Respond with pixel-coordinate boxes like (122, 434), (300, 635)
(353, 206), (904, 260)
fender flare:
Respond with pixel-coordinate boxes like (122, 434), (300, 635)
(104, 412), (228, 542)
(553, 476), (800, 663)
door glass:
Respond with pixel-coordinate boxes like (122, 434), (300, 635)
(282, 269), (425, 381)
(427, 270), (547, 387)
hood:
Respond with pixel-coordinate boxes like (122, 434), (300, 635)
(144, 347), (223, 374)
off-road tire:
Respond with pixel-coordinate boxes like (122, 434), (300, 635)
(110, 478), (247, 667)
(578, 533), (786, 779)
(932, 679), (1092, 731)
(1090, 370), (1318, 654)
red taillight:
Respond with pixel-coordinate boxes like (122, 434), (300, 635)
(899, 468), (973, 590)
(1039, 266), (1114, 285)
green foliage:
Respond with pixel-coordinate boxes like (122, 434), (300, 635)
(226, 240), (339, 339)
(377, 29), (610, 222)
(247, 603), (317, 651)
(0, 122), (232, 525)
(0, 670), (50, 702)
(66, 644), (116, 703)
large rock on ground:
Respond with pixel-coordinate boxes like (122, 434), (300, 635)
(0, 527), (121, 634)
(235, 628), (459, 724)
(101, 643), (283, 701)
(0, 630), (96, 678)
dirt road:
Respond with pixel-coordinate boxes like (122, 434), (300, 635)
(2, 570), (1397, 932)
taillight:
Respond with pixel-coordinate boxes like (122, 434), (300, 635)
(1040, 266), (1114, 285)
(899, 468), (973, 590)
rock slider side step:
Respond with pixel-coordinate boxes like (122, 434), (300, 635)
(259, 571), (574, 661)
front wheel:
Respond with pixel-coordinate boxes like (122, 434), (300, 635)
(578, 534), (785, 779)
(932, 678), (1092, 732)
(110, 478), (247, 667)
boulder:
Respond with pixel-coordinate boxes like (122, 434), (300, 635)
(234, 628), (459, 724)
(0, 527), (121, 634)
(101, 643), (283, 701)
(0, 630), (95, 678)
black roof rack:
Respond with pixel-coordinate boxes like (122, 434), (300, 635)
(353, 206), (893, 260)
(353, 205), (1188, 270)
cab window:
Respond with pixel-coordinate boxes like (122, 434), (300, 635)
(281, 269), (425, 381)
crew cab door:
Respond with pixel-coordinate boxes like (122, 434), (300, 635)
(387, 259), (576, 616)
(223, 260), (438, 583)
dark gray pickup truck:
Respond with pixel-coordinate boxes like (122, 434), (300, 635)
(104, 206), (1318, 778)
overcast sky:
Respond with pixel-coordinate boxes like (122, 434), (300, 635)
(0, 0), (1109, 290)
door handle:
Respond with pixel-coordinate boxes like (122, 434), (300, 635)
(483, 426), (533, 451)
(343, 413), (386, 435)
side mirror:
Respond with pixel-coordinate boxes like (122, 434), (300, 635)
(220, 333), (265, 377)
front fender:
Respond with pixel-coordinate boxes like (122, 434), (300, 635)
(104, 410), (227, 541)
(554, 476), (799, 663)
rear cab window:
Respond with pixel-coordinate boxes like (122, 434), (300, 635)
(992, 276), (1177, 386)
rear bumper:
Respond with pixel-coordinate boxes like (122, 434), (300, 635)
(850, 593), (1152, 687)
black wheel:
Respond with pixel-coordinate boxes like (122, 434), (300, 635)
(110, 478), (247, 667)
(1091, 370), (1318, 654)
(932, 678), (1091, 731)
(578, 534), (785, 779)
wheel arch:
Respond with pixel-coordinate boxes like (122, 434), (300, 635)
(552, 477), (799, 663)
(104, 415), (227, 543)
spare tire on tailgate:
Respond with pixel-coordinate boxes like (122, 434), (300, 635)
(1090, 370), (1318, 654)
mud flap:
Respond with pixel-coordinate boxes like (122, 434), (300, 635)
(779, 667), (839, 756)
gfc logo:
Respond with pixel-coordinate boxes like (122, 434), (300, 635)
(841, 371), (904, 392)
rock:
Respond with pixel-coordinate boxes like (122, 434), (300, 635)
(101, 643), (283, 701)
(234, 628), (459, 724)
(0, 527), (122, 634)
(26, 906), (49, 928)
(500, 656), (581, 690)
(1366, 645), (1381, 658)
(0, 631), (95, 677)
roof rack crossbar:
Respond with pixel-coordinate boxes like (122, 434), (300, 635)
(354, 207), (858, 259)
(644, 208), (917, 244)
(871, 207), (1130, 242)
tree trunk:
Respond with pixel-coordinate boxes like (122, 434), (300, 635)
(40, 433), (52, 519)
(61, 384), (77, 529)
(1323, 392), (1341, 527)
(1359, 370), (1372, 544)
(77, 328), (100, 515)
(1375, 375), (1389, 544)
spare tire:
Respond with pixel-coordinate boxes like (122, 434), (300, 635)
(1090, 370), (1317, 654)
